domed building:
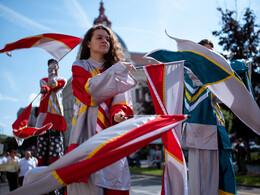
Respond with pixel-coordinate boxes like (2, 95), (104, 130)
(62, 1), (157, 148)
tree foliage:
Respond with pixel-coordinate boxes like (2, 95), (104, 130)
(212, 7), (260, 143)
(212, 8), (260, 65)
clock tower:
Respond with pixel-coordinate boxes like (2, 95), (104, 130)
(93, 0), (111, 28)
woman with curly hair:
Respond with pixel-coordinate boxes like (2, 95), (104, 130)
(66, 24), (137, 195)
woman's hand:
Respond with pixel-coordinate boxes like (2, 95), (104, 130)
(121, 62), (136, 72)
(114, 111), (127, 123)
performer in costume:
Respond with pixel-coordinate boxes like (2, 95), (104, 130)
(36, 59), (67, 166)
(66, 24), (138, 195)
(182, 39), (236, 195)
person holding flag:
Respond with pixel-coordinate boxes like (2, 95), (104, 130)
(180, 39), (236, 195)
(36, 59), (67, 167)
(66, 24), (137, 195)
(144, 34), (260, 195)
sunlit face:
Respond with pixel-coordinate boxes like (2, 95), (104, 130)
(25, 151), (31, 160)
(87, 29), (110, 57)
(203, 43), (213, 50)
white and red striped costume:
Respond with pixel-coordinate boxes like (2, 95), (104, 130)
(67, 58), (137, 195)
(36, 74), (67, 166)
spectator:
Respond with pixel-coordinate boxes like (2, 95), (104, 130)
(235, 138), (248, 174)
(6, 150), (20, 191)
(149, 147), (156, 168)
(155, 145), (162, 169)
(0, 153), (8, 182)
(18, 151), (36, 186)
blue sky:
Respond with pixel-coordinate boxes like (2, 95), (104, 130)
(0, 0), (259, 136)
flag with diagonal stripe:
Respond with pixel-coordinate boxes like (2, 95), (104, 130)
(144, 62), (187, 195)
(8, 114), (187, 195)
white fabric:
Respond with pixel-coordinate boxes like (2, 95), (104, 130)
(0, 156), (7, 164)
(7, 115), (186, 195)
(18, 158), (36, 177)
(170, 36), (260, 134)
(188, 148), (219, 195)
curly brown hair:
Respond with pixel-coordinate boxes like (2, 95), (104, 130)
(77, 24), (124, 70)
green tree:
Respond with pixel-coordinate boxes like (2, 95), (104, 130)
(212, 8), (260, 64)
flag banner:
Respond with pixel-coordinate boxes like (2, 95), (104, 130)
(8, 115), (187, 195)
(0, 33), (82, 61)
(13, 124), (53, 138)
(145, 36), (260, 135)
(12, 103), (52, 142)
(144, 62), (187, 195)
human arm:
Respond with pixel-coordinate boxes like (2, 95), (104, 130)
(72, 60), (138, 106)
(110, 91), (134, 125)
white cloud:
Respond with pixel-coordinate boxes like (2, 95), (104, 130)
(0, 4), (56, 32)
(28, 93), (40, 107)
(63, 0), (92, 30)
(0, 93), (19, 102)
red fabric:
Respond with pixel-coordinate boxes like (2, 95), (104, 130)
(42, 113), (67, 132)
(104, 188), (129, 195)
(145, 64), (183, 162)
(55, 115), (186, 185)
(13, 123), (52, 138)
(12, 103), (32, 130)
(12, 103), (53, 138)
(52, 79), (67, 92)
(96, 98), (113, 134)
(40, 77), (66, 92)
(37, 158), (46, 166)
(0, 33), (81, 60)
(145, 64), (165, 110)
(38, 93), (50, 114)
(41, 85), (51, 93)
(49, 157), (60, 164)
(144, 64), (185, 195)
(37, 77), (67, 131)
(72, 65), (93, 106)
(65, 144), (79, 154)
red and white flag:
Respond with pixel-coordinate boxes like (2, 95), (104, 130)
(0, 33), (82, 61)
(144, 61), (187, 195)
(12, 103), (52, 139)
(8, 114), (187, 195)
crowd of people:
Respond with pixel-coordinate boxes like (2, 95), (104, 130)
(0, 150), (37, 191)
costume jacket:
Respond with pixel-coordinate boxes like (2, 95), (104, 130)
(35, 73), (67, 132)
(67, 58), (138, 195)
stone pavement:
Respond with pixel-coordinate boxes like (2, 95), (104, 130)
(0, 162), (259, 194)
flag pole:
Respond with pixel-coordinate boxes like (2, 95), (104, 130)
(125, 114), (191, 118)
(30, 92), (41, 104)
(135, 60), (186, 70)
